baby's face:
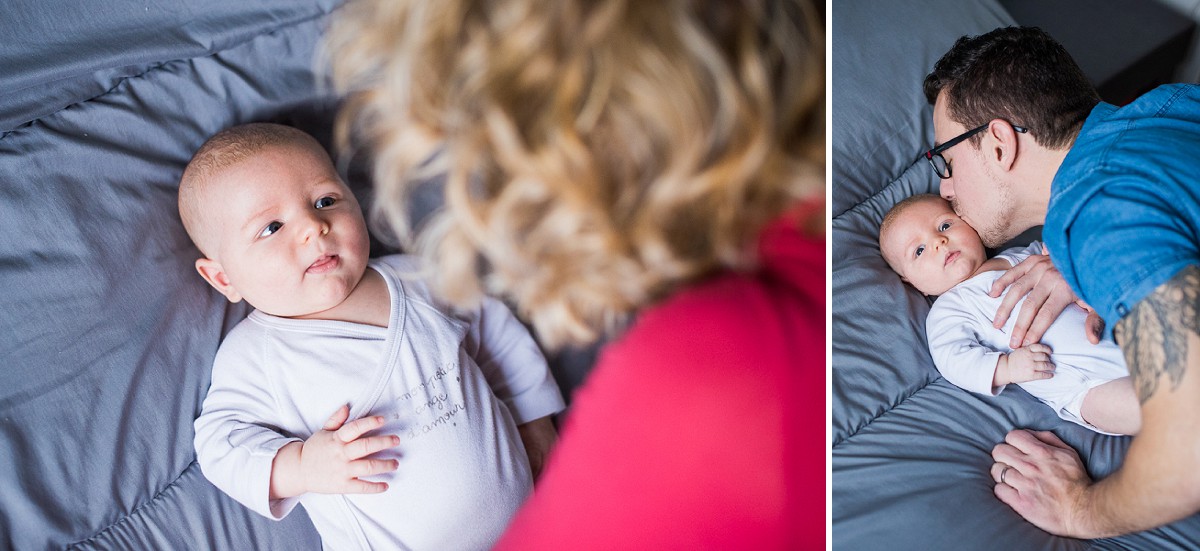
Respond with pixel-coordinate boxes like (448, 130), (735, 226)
(881, 197), (986, 296)
(199, 143), (370, 317)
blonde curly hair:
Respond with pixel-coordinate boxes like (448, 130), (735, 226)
(326, 0), (825, 349)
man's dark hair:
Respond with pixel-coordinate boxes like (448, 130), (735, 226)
(923, 26), (1100, 149)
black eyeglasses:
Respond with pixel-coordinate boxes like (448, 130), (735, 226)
(923, 122), (1027, 179)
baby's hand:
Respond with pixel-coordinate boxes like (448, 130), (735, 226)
(517, 415), (558, 483)
(270, 405), (401, 499)
(997, 344), (1055, 386)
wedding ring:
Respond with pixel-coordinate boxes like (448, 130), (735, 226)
(1000, 465), (1011, 485)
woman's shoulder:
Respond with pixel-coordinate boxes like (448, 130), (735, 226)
(603, 208), (824, 379)
(600, 268), (823, 387)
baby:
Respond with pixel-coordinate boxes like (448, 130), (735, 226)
(180, 123), (565, 550)
(879, 194), (1139, 435)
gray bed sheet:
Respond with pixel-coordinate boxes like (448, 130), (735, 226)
(0, 1), (342, 548)
(832, 1), (1200, 549)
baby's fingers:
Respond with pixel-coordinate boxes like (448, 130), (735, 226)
(1029, 351), (1054, 363)
(323, 404), (351, 431)
(348, 434), (401, 460)
(336, 415), (387, 443)
(1026, 343), (1053, 355)
(352, 458), (400, 478)
(342, 478), (390, 495)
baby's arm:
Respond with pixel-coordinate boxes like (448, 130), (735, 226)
(515, 415), (558, 481)
(268, 405), (400, 499)
(464, 296), (567, 477)
(194, 330), (399, 519)
(927, 293), (1017, 395)
(195, 339), (303, 519)
(994, 344), (1057, 386)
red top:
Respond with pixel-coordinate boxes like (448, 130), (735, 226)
(497, 208), (827, 550)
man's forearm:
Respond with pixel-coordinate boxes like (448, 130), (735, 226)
(1071, 414), (1200, 538)
(1079, 265), (1200, 537)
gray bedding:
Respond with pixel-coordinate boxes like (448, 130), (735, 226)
(1, 1), (599, 547)
(832, 1), (1200, 549)
(1, 1), (339, 547)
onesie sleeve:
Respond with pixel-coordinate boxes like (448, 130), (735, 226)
(464, 296), (566, 424)
(926, 292), (1007, 396)
(992, 241), (1043, 268)
(193, 322), (302, 520)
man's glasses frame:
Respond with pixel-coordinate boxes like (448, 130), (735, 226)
(923, 122), (1027, 179)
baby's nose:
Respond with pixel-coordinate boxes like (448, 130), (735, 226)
(300, 215), (329, 243)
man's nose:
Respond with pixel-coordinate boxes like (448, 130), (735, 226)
(939, 178), (954, 200)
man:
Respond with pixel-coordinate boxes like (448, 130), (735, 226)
(923, 26), (1200, 537)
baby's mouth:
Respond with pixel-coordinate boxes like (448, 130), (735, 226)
(307, 254), (340, 274)
(944, 251), (959, 267)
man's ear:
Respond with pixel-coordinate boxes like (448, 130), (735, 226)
(988, 119), (1020, 171)
(195, 258), (243, 303)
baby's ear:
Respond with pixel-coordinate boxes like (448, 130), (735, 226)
(195, 258), (243, 303)
(899, 276), (929, 296)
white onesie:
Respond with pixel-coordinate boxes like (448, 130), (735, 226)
(194, 254), (565, 550)
(926, 242), (1129, 434)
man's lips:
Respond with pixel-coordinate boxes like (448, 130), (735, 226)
(944, 250), (959, 267)
(307, 254), (340, 274)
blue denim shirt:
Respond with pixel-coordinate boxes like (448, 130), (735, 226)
(1044, 84), (1200, 340)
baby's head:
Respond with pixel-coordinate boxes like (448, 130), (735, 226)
(879, 193), (987, 296)
(179, 123), (370, 318)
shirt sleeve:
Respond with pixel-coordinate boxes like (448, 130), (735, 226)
(463, 296), (566, 424)
(926, 293), (1006, 396)
(193, 324), (302, 520)
(1061, 181), (1200, 339)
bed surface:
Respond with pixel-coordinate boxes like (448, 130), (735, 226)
(1, 1), (600, 547)
(1, 1), (340, 547)
(831, 1), (1200, 549)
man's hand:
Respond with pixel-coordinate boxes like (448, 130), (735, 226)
(990, 253), (1102, 347)
(991, 429), (1093, 538)
(517, 415), (558, 482)
(270, 405), (401, 500)
(995, 344), (1055, 386)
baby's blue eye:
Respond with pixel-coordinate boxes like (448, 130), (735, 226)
(259, 221), (282, 238)
(315, 196), (337, 209)
(915, 244), (925, 257)
(938, 222), (951, 231)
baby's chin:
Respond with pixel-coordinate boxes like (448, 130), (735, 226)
(917, 284), (950, 297)
(257, 304), (330, 319)
(916, 276), (963, 297)
(253, 291), (352, 320)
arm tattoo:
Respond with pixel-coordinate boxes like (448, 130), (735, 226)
(1115, 265), (1200, 404)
